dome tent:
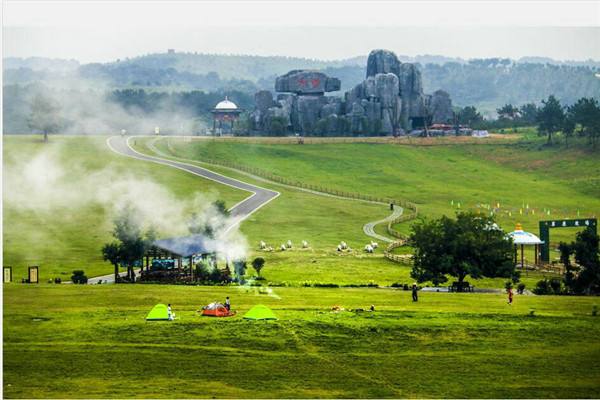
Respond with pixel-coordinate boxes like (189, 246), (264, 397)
(201, 302), (235, 317)
(146, 304), (170, 321)
(243, 305), (277, 320)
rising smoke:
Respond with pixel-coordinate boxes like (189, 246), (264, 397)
(3, 136), (249, 263)
(5, 80), (208, 135)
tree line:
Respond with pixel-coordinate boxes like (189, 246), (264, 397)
(456, 95), (600, 147)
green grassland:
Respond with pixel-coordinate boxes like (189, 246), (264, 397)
(3, 135), (409, 286)
(4, 134), (600, 399)
(4, 284), (600, 398)
(6, 134), (596, 288)
(130, 137), (556, 289)
(2, 136), (247, 280)
(152, 135), (600, 260)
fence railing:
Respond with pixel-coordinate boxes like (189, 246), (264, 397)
(181, 135), (519, 147)
(383, 240), (413, 265)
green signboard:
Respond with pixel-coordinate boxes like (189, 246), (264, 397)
(539, 218), (597, 263)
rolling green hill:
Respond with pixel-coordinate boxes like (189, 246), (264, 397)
(151, 135), (600, 249)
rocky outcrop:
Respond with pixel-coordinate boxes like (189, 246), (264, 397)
(428, 90), (454, 124)
(275, 70), (341, 95)
(249, 90), (275, 131)
(249, 49), (454, 135)
(366, 49), (401, 77)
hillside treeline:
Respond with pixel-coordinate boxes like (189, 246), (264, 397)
(4, 54), (599, 116)
(2, 84), (253, 134)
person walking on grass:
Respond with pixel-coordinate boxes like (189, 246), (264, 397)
(225, 296), (231, 312)
(412, 283), (418, 302)
(507, 287), (514, 305)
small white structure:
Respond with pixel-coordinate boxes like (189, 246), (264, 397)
(364, 244), (374, 253)
(507, 223), (544, 267)
(286, 240), (293, 249)
(280, 244), (286, 251)
(472, 130), (489, 138)
(302, 240), (308, 248)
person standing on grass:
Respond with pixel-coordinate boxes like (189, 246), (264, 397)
(225, 297), (231, 312)
(412, 283), (418, 302)
(507, 287), (514, 305)
(168, 304), (174, 320)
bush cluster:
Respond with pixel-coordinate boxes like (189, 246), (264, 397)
(70, 270), (88, 284)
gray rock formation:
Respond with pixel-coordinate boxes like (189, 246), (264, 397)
(275, 70), (341, 95)
(366, 49), (401, 77)
(249, 90), (275, 131)
(428, 90), (454, 124)
(249, 49), (454, 135)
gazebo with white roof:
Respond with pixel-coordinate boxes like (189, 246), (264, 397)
(211, 96), (242, 135)
(507, 223), (544, 269)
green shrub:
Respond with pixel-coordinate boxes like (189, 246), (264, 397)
(533, 279), (552, 295)
(71, 270), (88, 284)
(517, 283), (526, 294)
(549, 278), (563, 294)
(534, 278), (563, 295)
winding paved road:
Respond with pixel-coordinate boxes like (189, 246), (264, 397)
(88, 136), (279, 284)
(108, 136), (280, 229)
(362, 206), (403, 244)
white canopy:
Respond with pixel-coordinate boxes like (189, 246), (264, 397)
(507, 223), (543, 245)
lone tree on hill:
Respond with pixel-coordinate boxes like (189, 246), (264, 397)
(409, 212), (515, 287)
(27, 94), (61, 142)
(536, 95), (565, 144)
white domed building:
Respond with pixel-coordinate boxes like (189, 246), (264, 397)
(211, 96), (242, 135)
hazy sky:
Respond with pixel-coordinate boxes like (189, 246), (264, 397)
(3, 1), (600, 62)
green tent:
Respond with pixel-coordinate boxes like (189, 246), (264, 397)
(146, 304), (170, 321)
(243, 304), (277, 320)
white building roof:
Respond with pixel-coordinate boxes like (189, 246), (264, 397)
(507, 223), (543, 245)
(214, 97), (238, 110)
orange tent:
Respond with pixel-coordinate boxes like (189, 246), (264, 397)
(201, 302), (235, 317)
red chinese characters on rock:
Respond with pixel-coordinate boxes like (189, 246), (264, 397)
(296, 78), (321, 89)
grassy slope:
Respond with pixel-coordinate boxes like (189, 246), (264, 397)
(131, 137), (410, 286)
(160, 136), (600, 257)
(4, 284), (600, 398)
(2, 136), (247, 280)
(134, 138), (556, 289)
